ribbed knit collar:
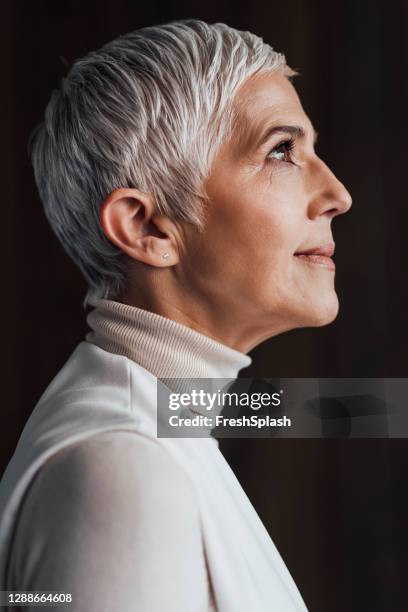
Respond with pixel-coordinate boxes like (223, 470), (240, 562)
(85, 299), (252, 380)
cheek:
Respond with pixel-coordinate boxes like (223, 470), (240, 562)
(241, 189), (303, 266)
(198, 172), (305, 281)
(210, 201), (300, 304)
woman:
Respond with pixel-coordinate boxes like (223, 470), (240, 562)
(0, 19), (351, 611)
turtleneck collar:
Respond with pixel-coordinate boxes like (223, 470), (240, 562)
(85, 299), (252, 380)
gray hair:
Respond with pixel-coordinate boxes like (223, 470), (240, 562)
(29, 19), (295, 308)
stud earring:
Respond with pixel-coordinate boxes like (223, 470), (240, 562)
(162, 252), (170, 260)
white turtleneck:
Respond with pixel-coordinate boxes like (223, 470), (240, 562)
(1, 298), (307, 611)
(3, 299), (254, 612)
(85, 298), (252, 379)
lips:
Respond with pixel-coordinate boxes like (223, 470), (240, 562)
(294, 242), (336, 270)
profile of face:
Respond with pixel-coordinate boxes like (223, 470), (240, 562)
(103, 71), (352, 352)
(178, 71), (352, 345)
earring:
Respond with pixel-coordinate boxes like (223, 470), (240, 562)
(162, 252), (170, 260)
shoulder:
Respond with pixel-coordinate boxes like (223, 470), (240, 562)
(25, 431), (199, 521)
(11, 432), (208, 608)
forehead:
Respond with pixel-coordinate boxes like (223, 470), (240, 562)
(231, 71), (312, 151)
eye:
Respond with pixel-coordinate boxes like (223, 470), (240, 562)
(266, 138), (296, 163)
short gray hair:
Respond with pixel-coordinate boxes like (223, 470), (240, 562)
(29, 19), (295, 308)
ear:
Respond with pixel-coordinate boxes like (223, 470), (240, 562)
(100, 188), (179, 267)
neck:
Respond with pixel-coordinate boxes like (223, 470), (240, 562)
(119, 282), (281, 354)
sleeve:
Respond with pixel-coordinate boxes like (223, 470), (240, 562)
(9, 431), (210, 611)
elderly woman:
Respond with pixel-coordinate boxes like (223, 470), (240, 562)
(0, 19), (351, 611)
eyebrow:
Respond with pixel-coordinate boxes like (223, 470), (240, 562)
(255, 124), (319, 149)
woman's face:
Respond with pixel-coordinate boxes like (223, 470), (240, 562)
(178, 71), (352, 348)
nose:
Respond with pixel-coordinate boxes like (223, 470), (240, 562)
(307, 157), (352, 220)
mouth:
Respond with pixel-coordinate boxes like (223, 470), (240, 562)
(294, 242), (336, 270)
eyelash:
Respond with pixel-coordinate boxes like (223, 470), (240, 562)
(266, 138), (296, 164)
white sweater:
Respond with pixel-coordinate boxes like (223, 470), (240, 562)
(0, 299), (308, 611)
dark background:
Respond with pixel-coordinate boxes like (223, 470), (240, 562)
(3, 1), (408, 609)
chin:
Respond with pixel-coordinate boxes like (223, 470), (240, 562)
(288, 288), (339, 329)
(307, 292), (339, 327)
(261, 287), (340, 333)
